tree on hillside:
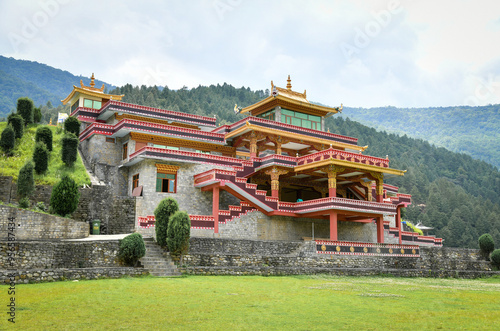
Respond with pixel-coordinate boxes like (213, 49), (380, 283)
(34, 106), (42, 123)
(154, 197), (179, 247)
(17, 97), (34, 126)
(0, 125), (15, 155)
(17, 161), (35, 200)
(33, 141), (49, 174)
(35, 126), (53, 151)
(64, 116), (80, 136)
(7, 114), (24, 139)
(61, 133), (79, 166)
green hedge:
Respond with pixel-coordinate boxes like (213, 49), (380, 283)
(34, 107), (42, 123)
(17, 161), (35, 199)
(17, 97), (34, 126)
(50, 175), (80, 216)
(33, 141), (49, 174)
(478, 234), (495, 256)
(118, 233), (146, 266)
(61, 133), (79, 166)
(167, 210), (191, 256)
(154, 197), (179, 247)
(7, 114), (24, 139)
(491, 249), (500, 268)
(35, 126), (53, 151)
(64, 116), (80, 136)
(0, 125), (15, 154)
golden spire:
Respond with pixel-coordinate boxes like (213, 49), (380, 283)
(286, 75), (292, 90)
(90, 73), (95, 88)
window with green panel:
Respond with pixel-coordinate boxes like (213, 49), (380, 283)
(257, 109), (275, 121)
(83, 98), (102, 110)
(156, 173), (176, 193)
(281, 108), (322, 130)
(83, 99), (93, 108)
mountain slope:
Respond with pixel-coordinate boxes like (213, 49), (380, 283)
(0, 55), (115, 116)
(340, 106), (500, 169)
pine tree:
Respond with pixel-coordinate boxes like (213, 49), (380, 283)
(35, 126), (53, 151)
(17, 161), (34, 199)
(61, 133), (79, 166)
(7, 114), (24, 139)
(167, 211), (191, 263)
(154, 197), (179, 247)
(17, 97), (34, 126)
(50, 175), (80, 216)
(0, 125), (15, 154)
(33, 141), (49, 174)
(64, 116), (81, 136)
(34, 106), (42, 123)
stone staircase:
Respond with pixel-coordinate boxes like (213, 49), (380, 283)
(140, 239), (181, 277)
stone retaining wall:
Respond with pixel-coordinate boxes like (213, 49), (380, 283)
(0, 240), (122, 269)
(178, 238), (498, 279)
(0, 205), (88, 240)
(1, 268), (148, 284)
(0, 176), (136, 235)
(0, 240), (148, 284)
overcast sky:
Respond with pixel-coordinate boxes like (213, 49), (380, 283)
(1, 0), (500, 108)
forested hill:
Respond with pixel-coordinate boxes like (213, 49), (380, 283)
(339, 106), (500, 169)
(110, 84), (500, 248)
(0, 56), (114, 117)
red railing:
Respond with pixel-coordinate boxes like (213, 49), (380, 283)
(297, 148), (389, 168)
(102, 100), (217, 124)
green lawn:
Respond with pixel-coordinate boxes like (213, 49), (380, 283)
(2, 275), (499, 330)
(0, 122), (90, 186)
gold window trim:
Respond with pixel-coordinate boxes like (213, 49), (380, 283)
(156, 164), (180, 174)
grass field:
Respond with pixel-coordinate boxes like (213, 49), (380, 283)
(0, 122), (90, 186)
(1, 275), (499, 330)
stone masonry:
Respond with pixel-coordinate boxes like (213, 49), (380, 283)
(0, 205), (88, 240)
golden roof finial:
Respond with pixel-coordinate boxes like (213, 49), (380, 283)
(90, 73), (95, 88)
(286, 75), (292, 90)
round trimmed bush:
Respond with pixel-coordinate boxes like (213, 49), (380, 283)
(61, 133), (79, 166)
(64, 116), (81, 136)
(167, 210), (191, 256)
(478, 233), (495, 256)
(35, 126), (53, 151)
(17, 97), (34, 125)
(118, 233), (146, 266)
(154, 197), (179, 247)
(50, 175), (80, 216)
(491, 249), (500, 268)
(0, 125), (15, 154)
(33, 141), (49, 174)
(17, 161), (34, 199)
(7, 114), (24, 139)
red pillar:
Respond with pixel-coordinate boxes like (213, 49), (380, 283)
(329, 212), (338, 241)
(212, 186), (219, 234)
(328, 187), (336, 198)
(396, 205), (402, 244)
(376, 217), (384, 243)
(271, 186), (279, 198)
(376, 194), (383, 203)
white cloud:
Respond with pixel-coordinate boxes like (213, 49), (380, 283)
(1, 0), (500, 107)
